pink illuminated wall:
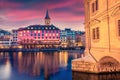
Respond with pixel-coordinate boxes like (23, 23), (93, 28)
(18, 29), (60, 44)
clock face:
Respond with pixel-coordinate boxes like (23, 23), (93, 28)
(46, 21), (50, 24)
(45, 19), (50, 25)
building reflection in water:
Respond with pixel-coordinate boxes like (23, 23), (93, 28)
(0, 51), (82, 80)
(11, 51), (80, 79)
(0, 52), (11, 80)
(72, 72), (120, 80)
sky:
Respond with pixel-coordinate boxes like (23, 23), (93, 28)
(0, 0), (85, 31)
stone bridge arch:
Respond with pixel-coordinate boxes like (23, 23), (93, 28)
(98, 56), (120, 72)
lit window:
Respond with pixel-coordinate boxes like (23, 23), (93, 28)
(27, 30), (29, 33)
(118, 20), (120, 36)
(46, 27), (48, 29)
(45, 33), (48, 36)
(49, 34), (51, 36)
(31, 27), (33, 29)
(24, 31), (25, 33)
(38, 30), (40, 33)
(34, 30), (37, 33)
(53, 34), (55, 36)
(56, 33), (58, 36)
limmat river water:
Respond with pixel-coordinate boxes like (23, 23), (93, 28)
(0, 51), (120, 80)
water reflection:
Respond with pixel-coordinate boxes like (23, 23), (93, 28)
(0, 52), (11, 80)
(72, 72), (120, 80)
(0, 51), (81, 80)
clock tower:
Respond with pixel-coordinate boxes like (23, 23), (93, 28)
(45, 10), (50, 26)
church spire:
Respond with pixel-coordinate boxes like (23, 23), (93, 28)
(45, 10), (50, 19)
(45, 10), (51, 25)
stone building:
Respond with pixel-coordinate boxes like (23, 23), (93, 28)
(17, 10), (60, 48)
(72, 0), (120, 73)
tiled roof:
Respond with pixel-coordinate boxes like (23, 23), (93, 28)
(18, 25), (60, 31)
(0, 29), (11, 35)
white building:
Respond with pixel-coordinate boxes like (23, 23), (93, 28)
(11, 29), (18, 46)
(0, 29), (12, 48)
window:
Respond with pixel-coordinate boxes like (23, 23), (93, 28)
(93, 29), (95, 39)
(92, 3), (95, 13)
(34, 33), (36, 36)
(42, 34), (44, 36)
(38, 33), (40, 36)
(92, 27), (100, 40)
(96, 27), (99, 39)
(91, 0), (98, 13)
(96, 0), (98, 10)
(118, 20), (120, 36)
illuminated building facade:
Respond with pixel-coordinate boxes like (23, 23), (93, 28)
(72, 0), (120, 73)
(17, 10), (60, 48)
(12, 29), (18, 46)
(60, 28), (76, 47)
(0, 29), (12, 48)
(75, 31), (85, 47)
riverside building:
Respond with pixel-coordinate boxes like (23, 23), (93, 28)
(17, 10), (60, 49)
(72, 0), (120, 73)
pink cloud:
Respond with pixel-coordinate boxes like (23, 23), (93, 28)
(0, 0), (85, 31)
(0, 1), (22, 9)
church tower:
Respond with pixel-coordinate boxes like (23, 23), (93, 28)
(45, 10), (51, 25)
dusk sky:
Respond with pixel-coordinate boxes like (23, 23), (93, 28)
(0, 0), (84, 31)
